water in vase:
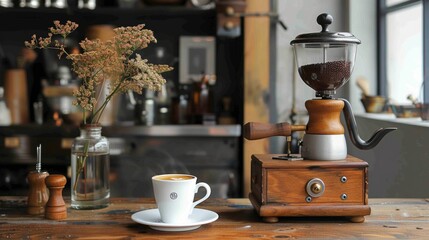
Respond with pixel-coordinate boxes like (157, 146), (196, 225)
(71, 152), (110, 209)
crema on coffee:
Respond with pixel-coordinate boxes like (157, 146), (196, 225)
(154, 174), (194, 181)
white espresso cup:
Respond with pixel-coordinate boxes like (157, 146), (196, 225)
(152, 174), (211, 224)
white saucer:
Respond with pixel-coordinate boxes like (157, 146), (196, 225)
(131, 208), (219, 232)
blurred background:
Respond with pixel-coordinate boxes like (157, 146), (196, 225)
(1, 0), (429, 199)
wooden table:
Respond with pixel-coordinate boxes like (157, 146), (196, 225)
(1, 197), (429, 239)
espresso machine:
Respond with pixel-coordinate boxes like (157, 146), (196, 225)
(245, 13), (396, 223)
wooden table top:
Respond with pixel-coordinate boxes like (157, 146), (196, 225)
(1, 197), (429, 239)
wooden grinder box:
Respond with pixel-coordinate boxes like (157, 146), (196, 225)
(249, 154), (370, 223)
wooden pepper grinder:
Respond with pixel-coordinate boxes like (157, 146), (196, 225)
(45, 174), (67, 220)
(27, 144), (49, 215)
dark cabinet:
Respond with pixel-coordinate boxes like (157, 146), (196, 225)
(0, 6), (243, 124)
(0, 6), (244, 197)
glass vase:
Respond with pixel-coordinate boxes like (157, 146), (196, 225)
(71, 124), (110, 209)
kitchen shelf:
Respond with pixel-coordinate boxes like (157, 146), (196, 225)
(0, 6), (215, 30)
(0, 6), (214, 15)
(0, 124), (241, 137)
(103, 124), (241, 137)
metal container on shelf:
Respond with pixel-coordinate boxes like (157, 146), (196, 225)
(4, 69), (29, 124)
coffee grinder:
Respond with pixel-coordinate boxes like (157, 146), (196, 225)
(245, 13), (396, 223)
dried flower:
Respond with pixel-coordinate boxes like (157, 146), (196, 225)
(25, 20), (172, 124)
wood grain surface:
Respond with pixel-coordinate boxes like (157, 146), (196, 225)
(243, 0), (270, 197)
(249, 154), (370, 223)
(1, 197), (429, 239)
(305, 99), (345, 135)
(266, 169), (364, 204)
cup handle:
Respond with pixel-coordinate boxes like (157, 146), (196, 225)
(190, 182), (211, 214)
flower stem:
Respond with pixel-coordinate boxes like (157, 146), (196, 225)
(72, 139), (90, 193)
(93, 79), (124, 123)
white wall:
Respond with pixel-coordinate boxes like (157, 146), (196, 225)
(347, 0), (378, 112)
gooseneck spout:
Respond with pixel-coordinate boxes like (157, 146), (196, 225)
(341, 98), (397, 150)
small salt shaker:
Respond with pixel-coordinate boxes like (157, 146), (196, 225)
(27, 144), (49, 215)
(45, 174), (67, 220)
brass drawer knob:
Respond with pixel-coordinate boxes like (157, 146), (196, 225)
(306, 178), (325, 198)
(311, 183), (322, 194)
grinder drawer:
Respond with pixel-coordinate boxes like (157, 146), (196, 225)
(250, 154), (368, 206)
(267, 169), (364, 204)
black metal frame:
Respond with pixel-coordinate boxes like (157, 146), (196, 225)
(424, 0), (429, 102)
(378, 0), (428, 102)
(377, 0), (387, 97)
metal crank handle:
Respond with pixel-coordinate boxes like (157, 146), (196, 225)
(243, 122), (306, 140)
